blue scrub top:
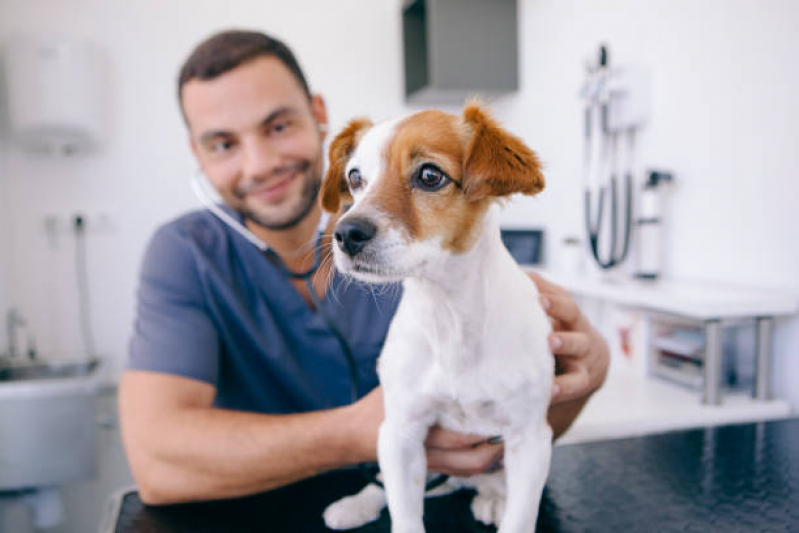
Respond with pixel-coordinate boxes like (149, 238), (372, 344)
(127, 207), (401, 414)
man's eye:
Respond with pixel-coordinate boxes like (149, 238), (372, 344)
(348, 168), (364, 190)
(209, 139), (234, 153)
(270, 120), (292, 134)
(414, 164), (449, 191)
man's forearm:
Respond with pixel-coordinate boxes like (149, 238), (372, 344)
(127, 404), (374, 505)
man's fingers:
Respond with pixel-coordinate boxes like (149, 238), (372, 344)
(529, 272), (567, 297)
(552, 367), (592, 403)
(541, 293), (586, 330)
(549, 332), (591, 358)
(425, 426), (487, 449)
(426, 442), (504, 477)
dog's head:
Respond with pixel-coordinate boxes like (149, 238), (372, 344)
(321, 102), (544, 283)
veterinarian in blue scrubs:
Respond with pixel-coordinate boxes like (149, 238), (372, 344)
(120, 30), (611, 505)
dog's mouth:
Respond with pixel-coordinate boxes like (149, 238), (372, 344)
(345, 260), (403, 282)
(334, 248), (414, 283)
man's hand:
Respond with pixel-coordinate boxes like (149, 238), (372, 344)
(425, 427), (504, 476)
(349, 388), (503, 476)
(530, 272), (609, 404)
(530, 272), (610, 439)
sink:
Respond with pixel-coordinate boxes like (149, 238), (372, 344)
(0, 358), (101, 490)
(0, 359), (100, 382)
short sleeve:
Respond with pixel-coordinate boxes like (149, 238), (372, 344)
(127, 223), (220, 384)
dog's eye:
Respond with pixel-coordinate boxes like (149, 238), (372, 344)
(415, 164), (449, 191)
(348, 168), (364, 190)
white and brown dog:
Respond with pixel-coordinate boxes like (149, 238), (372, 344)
(320, 103), (553, 533)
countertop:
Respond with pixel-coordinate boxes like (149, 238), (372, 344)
(103, 417), (799, 532)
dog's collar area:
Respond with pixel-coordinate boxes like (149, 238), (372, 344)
(263, 232), (324, 279)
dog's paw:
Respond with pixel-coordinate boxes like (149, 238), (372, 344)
(471, 492), (505, 528)
(323, 485), (386, 530)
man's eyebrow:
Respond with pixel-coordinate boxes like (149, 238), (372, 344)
(260, 106), (296, 127)
(198, 130), (231, 145)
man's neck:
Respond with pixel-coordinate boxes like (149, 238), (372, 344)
(245, 205), (323, 273)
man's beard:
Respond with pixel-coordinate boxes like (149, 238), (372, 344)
(239, 162), (321, 231)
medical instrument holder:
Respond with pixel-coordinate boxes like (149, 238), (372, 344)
(581, 45), (650, 271)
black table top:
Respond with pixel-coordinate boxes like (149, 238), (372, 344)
(104, 418), (799, 532)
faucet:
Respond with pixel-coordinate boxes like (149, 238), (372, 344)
(5, 308), (26, 361)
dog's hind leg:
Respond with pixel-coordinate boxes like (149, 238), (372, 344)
(498, 422), (553, 533)
(323, 482), (387, 530)
(468, 472), (507, 528)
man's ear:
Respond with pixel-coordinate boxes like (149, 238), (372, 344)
(310, 94), (329, 141)
(460, 102), (545, 201)
(321, 118), (372, 214)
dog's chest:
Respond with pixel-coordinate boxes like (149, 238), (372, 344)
(430, 369), (544, 435)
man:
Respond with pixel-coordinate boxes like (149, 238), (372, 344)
(120, 30), (609, 505)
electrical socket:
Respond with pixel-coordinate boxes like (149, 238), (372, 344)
(43, 212), (115, 236)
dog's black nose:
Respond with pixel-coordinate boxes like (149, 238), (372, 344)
(334, 218), (377, 257)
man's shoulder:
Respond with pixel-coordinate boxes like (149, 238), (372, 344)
(140, 208), (237, 279)
(151, 208), (230, 253)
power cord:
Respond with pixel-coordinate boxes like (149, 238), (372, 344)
(73, 214), (97, 357)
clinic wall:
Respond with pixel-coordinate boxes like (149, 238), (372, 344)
(495, 0), (799, 407)
(0, 0), (798, 404)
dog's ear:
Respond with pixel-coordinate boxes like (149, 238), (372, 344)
(321, 118), (373, 213)
(460, 102), (545, 201)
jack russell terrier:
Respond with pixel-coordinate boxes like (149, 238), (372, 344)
(320, 102), (553, 533)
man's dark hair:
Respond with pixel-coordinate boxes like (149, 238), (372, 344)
(177, 30), (311, 114)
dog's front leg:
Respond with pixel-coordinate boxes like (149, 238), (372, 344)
(378, 417), (430, 533)
(498, 421), (553, 533)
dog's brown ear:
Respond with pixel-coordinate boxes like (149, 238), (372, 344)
(321, 118), (373, 213)
(460, 102), (544, 201)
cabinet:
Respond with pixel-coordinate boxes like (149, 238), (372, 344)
(402, 0), (518, 103)
(647, 313), (755, 392)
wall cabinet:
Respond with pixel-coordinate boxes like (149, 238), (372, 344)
(402, 0), (518, 103)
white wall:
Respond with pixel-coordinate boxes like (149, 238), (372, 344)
(0, 0), (797, 403)
(496, 0), (799, 406)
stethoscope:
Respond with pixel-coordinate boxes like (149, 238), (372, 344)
(191, 170), (450, 490)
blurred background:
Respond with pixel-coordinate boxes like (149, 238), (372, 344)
(0, 0), (797, 531)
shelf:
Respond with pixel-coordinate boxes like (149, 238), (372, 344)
(526, 268), (799, 321)
(557, 362), (792, 446)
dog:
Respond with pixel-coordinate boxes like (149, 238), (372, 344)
(320, 102), (553, 533)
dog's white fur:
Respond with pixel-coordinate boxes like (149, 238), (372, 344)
(322, 108), (553, 533)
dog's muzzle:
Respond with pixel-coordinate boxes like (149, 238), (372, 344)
(334, 218), (377, 257)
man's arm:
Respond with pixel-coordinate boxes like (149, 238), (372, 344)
(119, 370), (379, 505)
(119, 371), (502, 504)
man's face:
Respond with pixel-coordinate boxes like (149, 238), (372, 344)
(182, 56), (327, 230)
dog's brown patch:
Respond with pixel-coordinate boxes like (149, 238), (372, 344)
(323, 103), (544, 256)
(461, 102), (545, 200)
(321, 117), (372, 213)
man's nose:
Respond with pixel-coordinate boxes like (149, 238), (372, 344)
(241, 136), (279, 178)
(334, 218), (377, 257)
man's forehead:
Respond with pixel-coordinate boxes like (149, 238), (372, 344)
(181, 55), (309, 134)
